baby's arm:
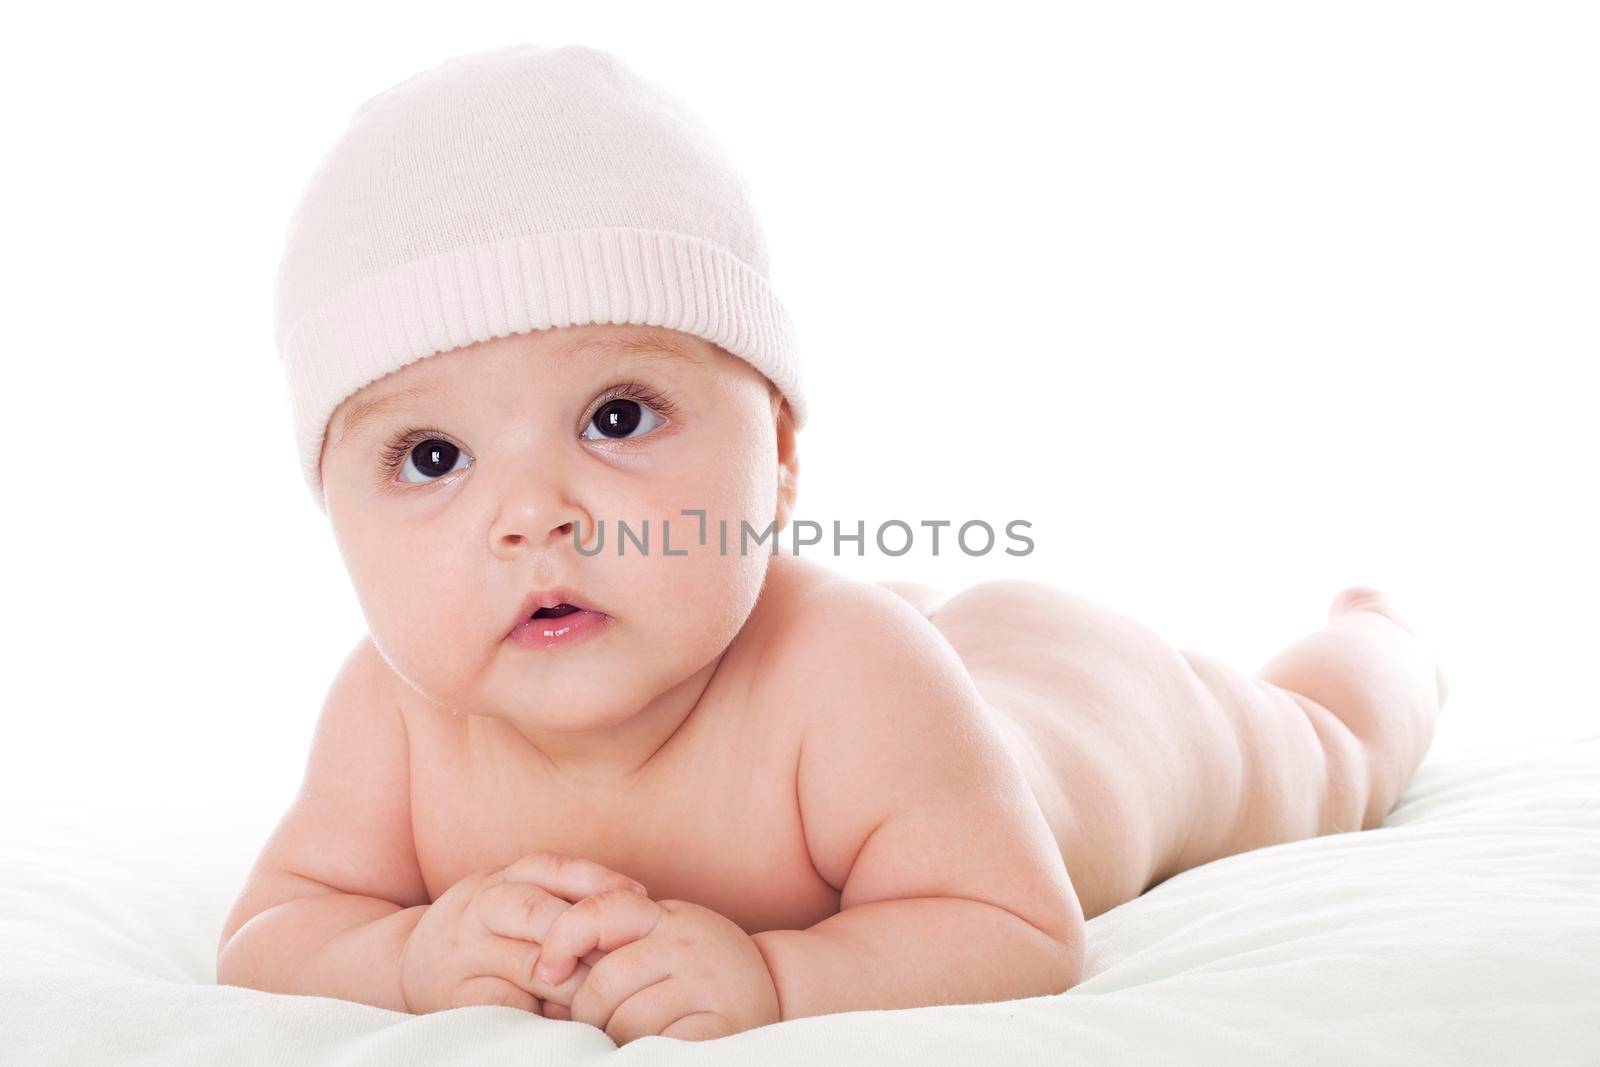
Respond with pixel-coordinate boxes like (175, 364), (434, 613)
(216, 637), (635, 1014)
(749, 582), (1085, 1019)
(216, 637), (430, 1011)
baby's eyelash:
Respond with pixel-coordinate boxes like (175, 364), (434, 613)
(375, 382), (679, 475)
(595, 380), (678, 421)
(378, 430), (435, 475)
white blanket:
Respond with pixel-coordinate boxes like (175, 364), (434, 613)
(3, 738), (1598, 1064)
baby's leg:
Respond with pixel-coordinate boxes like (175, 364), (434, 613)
(1180, 586), (1448, 865)
(907, 579), (1447, 919)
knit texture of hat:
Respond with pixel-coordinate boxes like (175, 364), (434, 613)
(272, 42), (806, 512)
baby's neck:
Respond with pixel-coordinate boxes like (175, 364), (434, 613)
(500, 647), (729, 789)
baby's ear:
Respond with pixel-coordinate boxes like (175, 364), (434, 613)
(773, 398), (800, 531)
(316, 433), (336, 510)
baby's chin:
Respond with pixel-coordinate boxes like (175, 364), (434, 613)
(476, 675), (670, 740)
(491, 701), (635, 736)
(479, 644), (675, 721)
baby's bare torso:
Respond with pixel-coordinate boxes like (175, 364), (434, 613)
(388, 554), (1203, 928)
(399, 591), (837, 934)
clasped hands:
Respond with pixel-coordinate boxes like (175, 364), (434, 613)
(398, 850), (779, 1044)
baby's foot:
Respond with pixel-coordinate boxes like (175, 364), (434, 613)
(1328, 584), (1413, 629)
(1328, 585), (1450, 709)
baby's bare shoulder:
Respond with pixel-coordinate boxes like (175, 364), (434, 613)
(748, 558), (960, 684)
(743, 564), (1069, 920)
(747, 558), (980, 738)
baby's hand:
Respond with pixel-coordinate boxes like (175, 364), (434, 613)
(399, 851), (648, 1014)
(534, 894), (780, 1043)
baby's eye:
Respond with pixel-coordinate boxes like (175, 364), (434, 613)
(583, 397), (666, 441)
(393, 438), (474, 484)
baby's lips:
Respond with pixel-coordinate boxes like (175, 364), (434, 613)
(507, 585), (607, 637)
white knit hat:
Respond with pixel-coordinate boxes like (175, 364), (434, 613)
(273, 42), (806, 512)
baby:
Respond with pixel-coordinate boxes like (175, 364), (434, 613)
(217, 45), (1448, 1044)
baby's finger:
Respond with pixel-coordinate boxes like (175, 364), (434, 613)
(539, 958), (607, 1024)
(491, 850), (648, 905)
(475, 932), (550, 998)
(533, 957), (594, 1011)
(535, 888), (663, 987)
(453, 973), (541, 1013)
(476, 932), (597, 1004)
(474, 881), (574, 944)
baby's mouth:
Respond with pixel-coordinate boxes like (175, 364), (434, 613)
(507, 599), (611, 649)
(506, 587), (608, 643)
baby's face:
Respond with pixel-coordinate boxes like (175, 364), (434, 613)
(319, 324), (796, 740)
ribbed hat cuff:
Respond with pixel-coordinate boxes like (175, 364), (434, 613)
(281, 225), (806, 513)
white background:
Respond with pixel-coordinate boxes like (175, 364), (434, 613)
(3, 1), (1594, 829)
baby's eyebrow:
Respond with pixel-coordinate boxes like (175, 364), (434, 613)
(556, 331), (705, 367)
(331, 332), (703, 449)
(333, 385), (433, 450)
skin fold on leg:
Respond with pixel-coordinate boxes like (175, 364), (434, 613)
(886, 580), (1447, 920)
